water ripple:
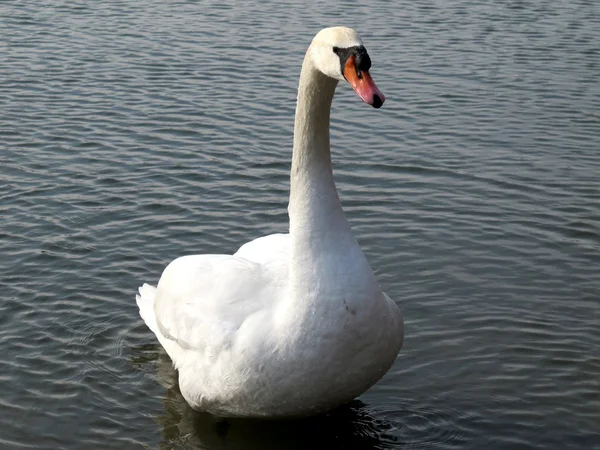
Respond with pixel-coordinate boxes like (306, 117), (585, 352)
(1, 0), (600, 448)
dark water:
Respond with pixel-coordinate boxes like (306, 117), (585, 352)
(2, 0), (600, 448)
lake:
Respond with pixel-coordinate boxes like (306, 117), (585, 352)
(1, 0), (599, 448)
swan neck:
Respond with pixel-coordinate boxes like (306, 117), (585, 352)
(291, 61), (337, 171)
(289, 53), (343, 234)
(283, 48), (375, 316)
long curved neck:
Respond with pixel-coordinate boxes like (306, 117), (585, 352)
(282, 51), (376, 319)
(289, 54), (350, 241)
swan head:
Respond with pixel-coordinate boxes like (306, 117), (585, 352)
(309, 27), (385, 108)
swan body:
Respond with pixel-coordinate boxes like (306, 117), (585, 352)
(136, 27), (404, 418)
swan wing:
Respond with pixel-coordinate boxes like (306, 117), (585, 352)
(153, 252), (285, 355)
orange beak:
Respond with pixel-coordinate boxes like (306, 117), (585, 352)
(343, 55), (385, 108)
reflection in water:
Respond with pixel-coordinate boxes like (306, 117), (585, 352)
(132, 344), (399, 450)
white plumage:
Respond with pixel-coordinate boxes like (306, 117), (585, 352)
(136, 27), (404, 418)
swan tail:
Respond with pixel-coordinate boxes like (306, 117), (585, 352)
(136, 283), (179, 361)
(136, 283), (159, 332)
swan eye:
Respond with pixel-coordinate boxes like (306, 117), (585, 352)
(334, 46), (371, 77)
(355, 47), (371, 72)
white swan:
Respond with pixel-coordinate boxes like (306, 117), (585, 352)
(136, 26), (404, 419)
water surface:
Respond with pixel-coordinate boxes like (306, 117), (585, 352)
(1, 0), (600, 448)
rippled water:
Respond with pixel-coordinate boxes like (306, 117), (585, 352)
(2, 0), (599, 448)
